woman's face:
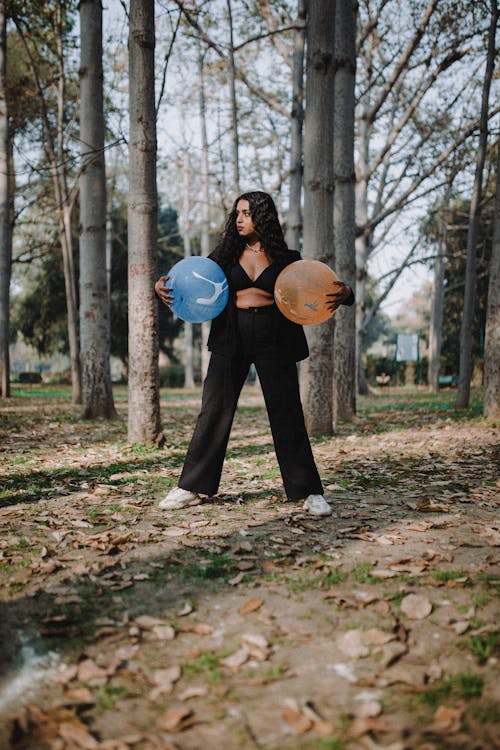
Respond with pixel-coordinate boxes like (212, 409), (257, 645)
(235, 200), (256, 238)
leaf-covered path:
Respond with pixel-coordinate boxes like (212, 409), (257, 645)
(0, 386), (498, 750)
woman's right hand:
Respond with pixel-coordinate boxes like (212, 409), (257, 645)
(155, 275), (174, 309)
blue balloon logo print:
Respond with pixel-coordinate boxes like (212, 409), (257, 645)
(167, 256), (229, 323)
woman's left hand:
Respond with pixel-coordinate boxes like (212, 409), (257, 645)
(325, 280), (353, 312)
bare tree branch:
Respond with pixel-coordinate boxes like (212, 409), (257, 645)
(172, 0), (290, 118)
(365, 0), (440, 125)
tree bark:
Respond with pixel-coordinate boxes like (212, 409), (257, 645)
(79, 0), (117, 419)
(300, 0), (335, 436)
(285, 0), (306, 251)
(428, 184), (452, 392)
(226, 0), (240, 195)
(456, 0), (498, 408)
(483, 134), (500, 419)
(55, 2), (81, 403)
(182, 146), (195, 389)
(0, 0), (10, 398)
(198, 46), (211, 380)
(332, 0), (356, 425)
(127, 0), (163, 445)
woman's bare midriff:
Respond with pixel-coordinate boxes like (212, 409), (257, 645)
(236, 288), (274, 309)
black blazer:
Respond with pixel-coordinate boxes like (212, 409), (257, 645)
(207, 249), (310, 362)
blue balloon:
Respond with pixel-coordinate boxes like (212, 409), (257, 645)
(167, 256), (229, 323)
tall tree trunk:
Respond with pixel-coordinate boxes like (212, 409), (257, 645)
(300, 0), (335, 435)
(332, 0), (356, 425)
(456, 0), (498, 408)
(55, 1), (81, 403)
(0, 0), (10, 398)
(79, 0), (116, 419)
(484, 134), (500, 419)
(285, 0), (306, 251)
(13, 3), (82, 403)
(127, 0), (163, 445)
(106, 171), (116, 299)
(198, 47), (210, 380)
(355, 106), (371, 396)
(428, 183), (452, 392)
(182, 146), (195, 389)
(226, 0), (239, 195)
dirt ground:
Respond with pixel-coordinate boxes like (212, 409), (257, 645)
(0, 385), (499, 750)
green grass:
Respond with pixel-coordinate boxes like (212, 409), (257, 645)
(309, 740), (346, 750)
(418, 672), (483, 708)
(431, 569), (469, 583)
(473, 702), (500, 723)
(318, 567), (348, 587)
(95, 684), (133, 712)
(182, 650), (228, 684)
(466, 630), (500, 664)
(166, 553), (239, 581)
(352, 562), (380, 585)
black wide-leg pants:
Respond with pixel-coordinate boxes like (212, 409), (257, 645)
(178, 306), (323, 500)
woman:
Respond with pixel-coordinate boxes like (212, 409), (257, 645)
(155, 191), (354, 516)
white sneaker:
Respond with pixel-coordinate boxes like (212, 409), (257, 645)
(303, 494), (332, 516)
(159, 487), (202, 510)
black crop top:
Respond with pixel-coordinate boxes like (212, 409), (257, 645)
(230, 262), (278, 295)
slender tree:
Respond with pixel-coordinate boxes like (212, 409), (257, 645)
(0, 0), (10, 398)
(456, 0), (498, 408)
(226, 0), (240, 195)
(12, 1), (82, 403)
(127, 0), (163, 445)
(428, 182), (453, 392)
(79, 0), (116, 418)
(181, 145), (195, 389)
(484, 136), (500, 419)
(300, 0), (335, 435)
(332, 0), (356, 425)
(285, 0), (306, 250)
(198, 45), (211, 380)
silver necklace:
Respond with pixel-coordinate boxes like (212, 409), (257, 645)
(246, 242), (264, 254)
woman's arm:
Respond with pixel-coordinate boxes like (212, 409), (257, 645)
(155, 276), (174, 308)
(325, 280), (355, 312)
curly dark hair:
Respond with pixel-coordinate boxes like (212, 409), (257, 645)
(211, 191), (289, 270)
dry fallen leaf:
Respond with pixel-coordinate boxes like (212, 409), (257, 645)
(148, 665), (182, 701)
(220, 646), (250, 670)
(228, 571), (245, 585)
(52, 663), (79, 685)
(379, 641), (408, 669)
(347, 715), (392, 737)
(360, 629), (394, 646)
(353, 737), (405, 750)
(58, 720), (99, 748)
(63, 687), (94, 704)
(353, 700), (383, 718)
(282, 698), (313, 734)
(241, 633), (270, 660)
(133, 615), (166, 629)
(191, 622), (214, 635)
(77, 658), (108, 686)
(162, 527), (191, 537)
(177, 685), (209, 701)
(156, 706), (195, 732)
(400, 593), (432, 619)
(152, 624), (176, 640)
(178, 601), (194, 616)
(240, 597), (264, 615)
(337, 629), (370, 659)
(423, 705), (464, 735)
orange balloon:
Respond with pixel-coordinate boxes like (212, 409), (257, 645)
(274, 260), (338, 325)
